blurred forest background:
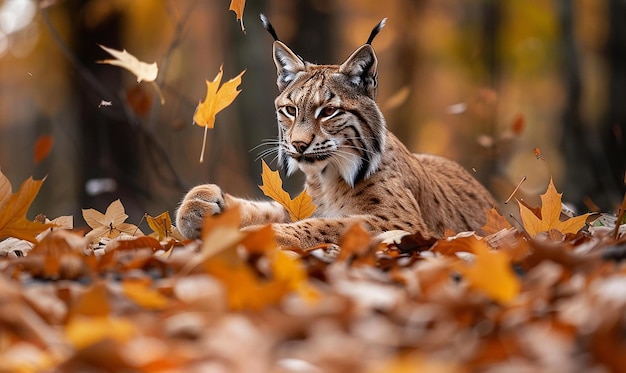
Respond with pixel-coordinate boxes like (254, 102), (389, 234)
(0, 0), (624, 228)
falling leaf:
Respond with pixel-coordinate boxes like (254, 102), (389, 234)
(82, 199), (142, 243)
(229, 0), (246, 32)
(454, 238), (520, 303)
(98, 44), (164, 104)
(511, 113), (525, 135)
(259, 160), (316, 222)
(518, 178), (591, 237)
(33, 135), (54, 164)
(146, 211), (172, 241)
(98, 44), (158, 83)
(0, 171), (53, 243)
(193, 66), (245, 162)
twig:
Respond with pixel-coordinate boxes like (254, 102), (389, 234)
(505, 176), (526, 204)
(613, 192), (626, 240)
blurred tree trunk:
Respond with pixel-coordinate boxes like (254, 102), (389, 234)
(558, 0), (618, 211)
(70, 0), (144, 217)
(601, 0), (626, 208)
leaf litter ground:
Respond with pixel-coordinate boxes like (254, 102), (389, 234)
(2, 174), (626, 372)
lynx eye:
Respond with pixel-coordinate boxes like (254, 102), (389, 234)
(280, 105), (297, 117)
(319, 106), (339, 119)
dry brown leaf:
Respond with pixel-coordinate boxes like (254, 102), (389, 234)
(259, 160), (316, 222)
(98, 44), (158, 83)
(481, 207), (512, 235)
(82, 199), (142, 243)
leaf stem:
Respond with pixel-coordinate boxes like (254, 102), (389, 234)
(200, 125), (209, 163)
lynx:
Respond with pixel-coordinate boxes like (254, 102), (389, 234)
(176, 16), (495, 248)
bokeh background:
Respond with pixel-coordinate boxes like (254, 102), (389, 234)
(0, 0), (623, 229)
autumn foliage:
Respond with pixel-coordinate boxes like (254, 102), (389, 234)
(2, 3), (626, 373)
(2, 161), (626, 372)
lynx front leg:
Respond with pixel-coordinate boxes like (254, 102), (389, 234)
(267, 216), (375, 249)
(176, 184), (289, 239)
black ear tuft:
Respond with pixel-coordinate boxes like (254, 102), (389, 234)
(366, 18), (387, 45)
(260, 13), (280, 41)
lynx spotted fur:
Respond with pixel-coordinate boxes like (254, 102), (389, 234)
(176, 17), (495, 248)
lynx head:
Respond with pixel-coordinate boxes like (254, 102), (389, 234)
(261, 15), (388, 187)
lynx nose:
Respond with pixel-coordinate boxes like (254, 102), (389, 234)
(292, 141), (310, 154)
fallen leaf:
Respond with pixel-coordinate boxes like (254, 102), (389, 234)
(33, 135), (54, 164)
(518, 178), (591, 237)
(454, 238), (520, 303)
(98, 44), (158, 83)
(82, 199), (142, 243)
(122, 280), (168, 310)
(259, 160), (316, 222)
(0, 171), (53, 243)
(146, 211), (172, 241)
(65, 316), (136, 350)
(229, 0), (246, 32)
(193, 65), (245, 162)
(480, 208), (512, 235)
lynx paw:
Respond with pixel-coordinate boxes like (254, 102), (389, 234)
(176, 184), (225, 239)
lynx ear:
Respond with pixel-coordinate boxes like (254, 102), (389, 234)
(273, 41), (306, 91)
(339, 44), (378, 98)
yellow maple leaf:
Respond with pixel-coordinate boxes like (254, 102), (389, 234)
(82, 199), (142, 243)
(518, 178), (591, 237)
(194, 65), (246, 162)
(229, 0), (246, 33)
(454, 238), (520, 303)
(258, 160), (316, 222)
(146, 211), (174, 241)
(0, 171), (53, 244)
(98, 44), (158, 83)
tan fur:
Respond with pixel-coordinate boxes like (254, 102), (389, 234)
(176, 38), (495, 248)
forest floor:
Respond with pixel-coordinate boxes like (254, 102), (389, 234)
(1, 172), (626, 373)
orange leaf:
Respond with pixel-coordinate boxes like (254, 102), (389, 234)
(193, 66), (245, 162)
(65, 316), (136, 350)
(258, 160), (316, 222)
(517, 178), (591, 237)
(480, 208), (512, 235)
(228, 0), (246, 32)
(0, 171), (53, 243)
(122, 280), (168, 310)
(454, 239), (520, 303)
(33, 135), (54, 164)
